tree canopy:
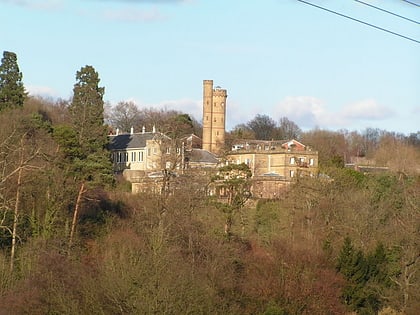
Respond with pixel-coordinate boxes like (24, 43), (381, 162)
(247, 114), (277, 140)
(0, 51), (26, 111)
(69, 65), (107, 156)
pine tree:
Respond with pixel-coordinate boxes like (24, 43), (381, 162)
(69, 65), (107, 155)
(55, 65), (113, 249)
(337, 238), (387, 314)
(0, 51), (26, 111)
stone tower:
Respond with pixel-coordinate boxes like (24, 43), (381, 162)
(202, 80), (227, 154)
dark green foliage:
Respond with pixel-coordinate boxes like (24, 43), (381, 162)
(328, 167), (368, 191)
(337, 238), (399, 314)
(63, 65), (113, 186)
(53, 125), (82, 161)
(254, 200), (279, 240)
(365, 243), (390, 286)
(0, 51), (26, 111)
(69, 65), (107, 155)
(372, 174), (404, 211)
(170, 113), (194, 138)
(247, 114), (277, 140)
(337, 238), (367, 283)
(337, 238), (378, 313)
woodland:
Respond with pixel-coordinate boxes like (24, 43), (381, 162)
(0, 51), (419, 315)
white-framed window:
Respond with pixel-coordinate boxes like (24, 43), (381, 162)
(153, 147), (158, 154)
(125, 152), (128, 162)
(148, 148), (151, 156)
(309, 158), (314, 166)
(290, 170), (295, 177)
(139, 151), (144, 162)
(290, 157), (295, 165)
(165, 147), (170, 154)
(245, 158), (251, 166)
(299, 157), (305, 163)
(131, 152), (136, 162)
(166, 161), (171, 169)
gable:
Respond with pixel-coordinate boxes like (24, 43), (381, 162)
(281, 139), (306, 151)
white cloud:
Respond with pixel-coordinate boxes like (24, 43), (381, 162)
(274, 96), (332, 129)
(271, 97), (395, 131)
(122, 97), (202, 121)
(0, 0), (63, 10)
(341, 99), (394, 120)
(411, 105), (420, 115)
(153, 98), (202, 120)
(100, 0), (189, 3)
(101, 7), (166, 22)
(26, 85), (60, 98)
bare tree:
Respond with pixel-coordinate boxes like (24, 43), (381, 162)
(108, 101), (141, 133)
(246, 114), (276, 140)
(277, 116), (302, 140)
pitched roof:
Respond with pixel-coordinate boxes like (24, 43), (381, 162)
(188, 149), (219, 164)
(108, 132), (159, 150)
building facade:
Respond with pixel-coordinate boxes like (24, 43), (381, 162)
(108, 128), (169, 174)
(107, 80), (319, 199)
(225, 139), (318, 198)
(226, 139), (318, 179)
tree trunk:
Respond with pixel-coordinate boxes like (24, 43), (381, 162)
(68, 181), (86, 250)
(10, 165), (22, 273)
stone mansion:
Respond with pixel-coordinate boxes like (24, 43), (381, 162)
(108, 80), (318, 198)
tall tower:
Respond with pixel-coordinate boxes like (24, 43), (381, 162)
(202, 80), (227, 154)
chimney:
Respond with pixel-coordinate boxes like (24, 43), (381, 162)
(130, 127), (134, 135)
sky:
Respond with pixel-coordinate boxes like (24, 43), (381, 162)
(1, 0), (419, 134)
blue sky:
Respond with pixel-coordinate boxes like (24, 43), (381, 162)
(1, 0), (419, 134)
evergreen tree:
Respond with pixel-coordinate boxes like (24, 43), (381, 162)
(69, 65), (107, 155)
(211, 163), (252, 237)
(55, 65), (113, 249)
(337, 238), (388, 314)
(0, 51), (26, 111)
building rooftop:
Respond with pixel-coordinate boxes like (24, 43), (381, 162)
(108, 132), (160, 150)
(187, 149), (219, 164)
